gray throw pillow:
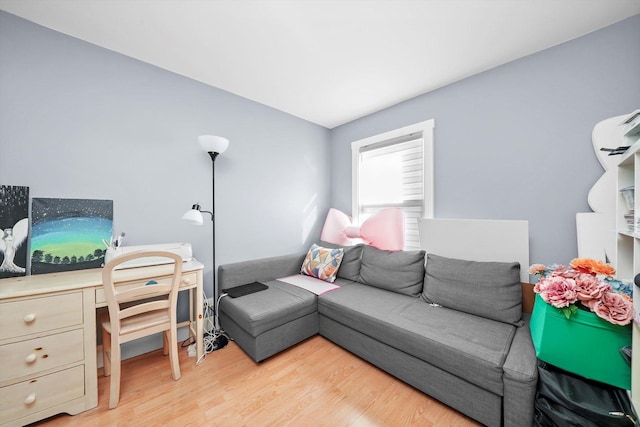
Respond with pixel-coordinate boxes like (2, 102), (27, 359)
(358, 245), (426, 296)
(421, 253), (523, 326)
(320, 242), (363, 281)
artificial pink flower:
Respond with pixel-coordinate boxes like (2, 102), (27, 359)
(529, 264), (546, 275)
(531, 257), (634, 325)
(535, 276), (578, 308)
(573, 273), (610, 302)
(587, 291), (634, 326)
(551, 265), (578, 279)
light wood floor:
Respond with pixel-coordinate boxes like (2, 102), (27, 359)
(33, 335), (481, 426)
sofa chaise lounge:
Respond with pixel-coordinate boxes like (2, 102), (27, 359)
(218, 244), (538, 427)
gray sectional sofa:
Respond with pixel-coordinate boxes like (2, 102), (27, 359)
(218, 244), (538, 427)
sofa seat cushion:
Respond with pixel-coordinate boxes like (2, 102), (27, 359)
(318, 283), (516, 395)
(220, 280), (317, 337)
(332, 277), (360, 287)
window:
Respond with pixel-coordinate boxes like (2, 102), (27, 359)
(352, 119), (434, 250)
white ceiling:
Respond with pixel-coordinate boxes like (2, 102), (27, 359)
(1, 0), (639, 129)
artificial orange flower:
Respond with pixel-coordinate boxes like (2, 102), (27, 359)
(570, 258), (615, 277)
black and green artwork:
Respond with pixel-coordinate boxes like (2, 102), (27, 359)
(31, 198), (113, 274)
(0, 185), (29, 279)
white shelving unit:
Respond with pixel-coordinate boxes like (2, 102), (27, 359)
(615, 110), (640, 411)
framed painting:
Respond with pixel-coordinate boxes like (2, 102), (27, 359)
(0, 185), (30, 278)
(31, 198), (113, 274)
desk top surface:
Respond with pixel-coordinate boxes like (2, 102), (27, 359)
(0, 259), (204, 300)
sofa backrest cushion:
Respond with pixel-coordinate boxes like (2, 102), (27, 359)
(359, 245), (426, 296)
(421, 253), (523, 326)
(320, 242), (364, 282)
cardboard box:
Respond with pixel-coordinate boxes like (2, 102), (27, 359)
(530, 294), (632, 389)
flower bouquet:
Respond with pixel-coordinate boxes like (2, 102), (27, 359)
(528, 258), (634, 389)
(529, 258), (634, 325)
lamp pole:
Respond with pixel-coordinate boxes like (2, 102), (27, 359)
(208, 150), (218, 329)
(183, 134), (229, 350)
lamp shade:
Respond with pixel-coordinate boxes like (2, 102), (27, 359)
(198, 135), (229, 154)
(182, 208), (204, 225)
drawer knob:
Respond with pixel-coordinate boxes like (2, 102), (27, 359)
(181, 278), (191, 284)
(24, 393), (36, 405)
(25, 353), (37, 364)
(23, 313), (36, 323)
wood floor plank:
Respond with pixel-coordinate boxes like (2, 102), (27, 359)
(31, 335), (481, 426)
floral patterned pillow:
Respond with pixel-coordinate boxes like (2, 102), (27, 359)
(300, 244), (344, 283)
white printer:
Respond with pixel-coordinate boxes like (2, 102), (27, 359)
(104, 242), (193, 269)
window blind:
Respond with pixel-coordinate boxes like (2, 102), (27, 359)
(357, 137), (424, 250)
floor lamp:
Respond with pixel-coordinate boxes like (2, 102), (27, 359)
(182, 134), (229, 351)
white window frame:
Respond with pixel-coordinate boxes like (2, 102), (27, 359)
(351, 119), (435, 231)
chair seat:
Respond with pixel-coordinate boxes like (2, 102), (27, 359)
(101, 310), (171, 336)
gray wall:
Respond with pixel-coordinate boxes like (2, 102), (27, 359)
(0, 11), (331, 295)
(1, 10), (639, 357)
(330, 14), (640, 266)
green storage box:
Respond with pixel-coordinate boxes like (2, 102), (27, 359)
(530, 294), (632, 389)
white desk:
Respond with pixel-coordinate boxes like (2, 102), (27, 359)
(0, 259), (204, 427)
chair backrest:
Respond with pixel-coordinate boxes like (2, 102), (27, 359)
(102, 251), (183, 338)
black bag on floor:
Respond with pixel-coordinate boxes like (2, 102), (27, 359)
(534, 361), (637, 427)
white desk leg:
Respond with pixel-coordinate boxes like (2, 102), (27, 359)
(195, 269), (204, 362)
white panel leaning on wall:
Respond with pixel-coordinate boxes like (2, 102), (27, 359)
(418, 218), (529, 283)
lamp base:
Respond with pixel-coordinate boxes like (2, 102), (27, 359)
(210, 335), (228, 351)
(204, 331), (229, 352)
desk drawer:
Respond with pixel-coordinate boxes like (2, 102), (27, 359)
(95, 272), (198, 305)
(0, 365), (84, 424)
(0, 292), (83, 341)
(0, 329), (84, 383)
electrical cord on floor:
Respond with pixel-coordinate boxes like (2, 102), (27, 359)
(182, 291), (215, 349)
(203, 292), (216, 334)
(180, 336), (195, 348)
(214, 292), (228, 334)
(196, 292), (231, 365)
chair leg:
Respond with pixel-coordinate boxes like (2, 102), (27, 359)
(167, 329), (181, 381)
(108, 340), (122, 409)
(102, 328), (111, 377)
(162, 330), (169, 356)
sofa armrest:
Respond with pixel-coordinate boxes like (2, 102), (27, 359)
(218, 253), (306, 290)
(502, 313), (538, 427)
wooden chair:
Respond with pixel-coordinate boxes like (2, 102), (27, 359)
(100, 251), (183, 409)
